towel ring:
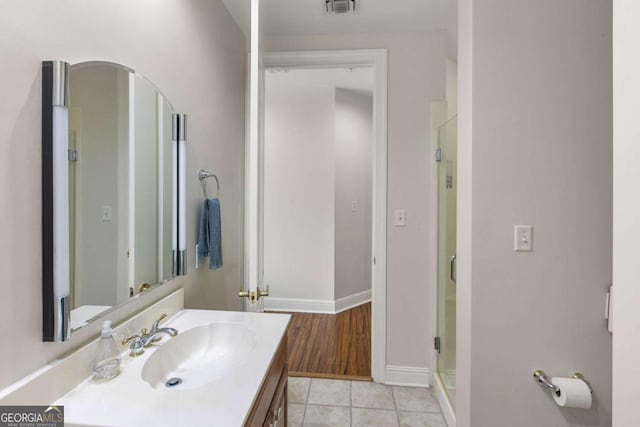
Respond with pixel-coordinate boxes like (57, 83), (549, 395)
(198, 168), (220, 199)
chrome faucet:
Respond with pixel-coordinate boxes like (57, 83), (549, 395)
(147, 314), (178, 341)
(122, 314), (178, 357)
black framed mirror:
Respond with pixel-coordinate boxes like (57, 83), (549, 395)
(42, 60), (187, 342)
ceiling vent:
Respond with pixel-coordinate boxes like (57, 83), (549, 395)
(325, 0), (356, 14)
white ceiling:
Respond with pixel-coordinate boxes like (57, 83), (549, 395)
(266, 67), (374, 94)
(221, 0), (457, 55)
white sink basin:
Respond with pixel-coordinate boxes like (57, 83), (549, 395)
(141, 322), (257, 390)
(56, 308), (291, 427)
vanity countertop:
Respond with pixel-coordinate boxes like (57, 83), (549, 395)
(55, 309), (291, 427)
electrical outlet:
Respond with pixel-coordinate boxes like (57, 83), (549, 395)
(514, 225), (533, 252)
(351, 200), (358, 212)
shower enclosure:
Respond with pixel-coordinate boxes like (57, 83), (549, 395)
(436, 115), (457, 409)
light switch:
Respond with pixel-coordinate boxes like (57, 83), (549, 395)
(102, 206), (113, 222)
(514, 225), (532, 252)
(351, 200), (358, 212)
(394, 209), (406, 227)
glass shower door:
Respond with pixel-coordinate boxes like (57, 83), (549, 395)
(437, 116), (457, 409)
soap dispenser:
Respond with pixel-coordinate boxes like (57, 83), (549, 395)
(92, 320), (121, 381)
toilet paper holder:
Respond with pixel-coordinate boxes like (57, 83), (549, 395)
(533, 370), (592, 396)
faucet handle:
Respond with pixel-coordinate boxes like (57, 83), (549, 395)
(122, 334), (140, 346)
(156, 313), (167, 323)
(122, 334), (145, 357)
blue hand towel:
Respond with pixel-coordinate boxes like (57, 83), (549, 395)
(197, 198), (223, 270)
(197, 201), (210, 258)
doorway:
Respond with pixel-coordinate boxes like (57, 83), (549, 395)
(264, 66), (373, 379)
(260, 50), (388, 382)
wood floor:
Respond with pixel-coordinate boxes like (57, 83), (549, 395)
(277, 303), (371, 381)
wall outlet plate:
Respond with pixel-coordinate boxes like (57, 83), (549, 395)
(394, 209), (406, 227)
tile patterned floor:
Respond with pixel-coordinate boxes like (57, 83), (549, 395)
(288, 377), (447, 427)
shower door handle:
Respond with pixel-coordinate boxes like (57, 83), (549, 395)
(450, 255), (457, 284)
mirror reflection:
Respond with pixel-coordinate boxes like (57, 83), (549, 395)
(67, 62), (175, 330)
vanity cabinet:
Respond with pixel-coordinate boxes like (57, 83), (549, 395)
(245, 335), (288, 427)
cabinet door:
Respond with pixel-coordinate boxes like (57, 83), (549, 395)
(264, 372), (287, 427)
(245, 335), (288, 427)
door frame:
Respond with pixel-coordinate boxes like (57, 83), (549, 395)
(261, 49), (388, 383)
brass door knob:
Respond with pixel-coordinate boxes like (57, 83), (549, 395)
(238, 286), (270, 303)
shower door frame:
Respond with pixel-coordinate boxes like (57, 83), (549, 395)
(429, 101), (457, 427)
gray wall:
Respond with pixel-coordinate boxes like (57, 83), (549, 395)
(263, 86), (373, 304)
(69, 66), (121, 306)
(0, 0), (246, 390)
(457, 1), (612, 426)
(263, 86), (336, 301)
(133, 76), (160, 290)
(334, 89), (373, 300)
(265, 31), (446, 369)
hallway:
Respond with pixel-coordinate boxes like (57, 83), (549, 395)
(280, 303), (371, 380)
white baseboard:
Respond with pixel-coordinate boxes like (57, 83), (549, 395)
(263, 297), (335, 314)
(432, 371), (456, 427)
(444, 369), (457, 390)
(264, 289), (371, 314)
(335, 289), (371, 313)
(384, 366), (430, 388)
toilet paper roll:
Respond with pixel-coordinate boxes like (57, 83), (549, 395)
(551, 377), (592, 409)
